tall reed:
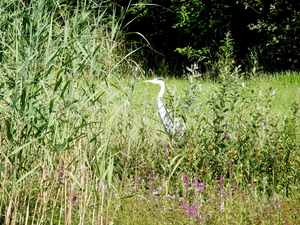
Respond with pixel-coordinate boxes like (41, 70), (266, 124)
(0, 0), (138, 224)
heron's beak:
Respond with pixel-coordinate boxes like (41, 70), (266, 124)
(144, 80), (152, 83)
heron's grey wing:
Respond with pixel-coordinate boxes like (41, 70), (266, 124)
(167, 110), (186, 137)
(163, 109), (174, 134)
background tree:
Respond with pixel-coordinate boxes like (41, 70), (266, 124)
(242, 0), (300, 71)
(117, 0), (300, 75)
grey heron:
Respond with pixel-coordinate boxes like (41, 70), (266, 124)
(144, 78), (185, 137)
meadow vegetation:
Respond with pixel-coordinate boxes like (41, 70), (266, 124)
(0, 1), (299, 224)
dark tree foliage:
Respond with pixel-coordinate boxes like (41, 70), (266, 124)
(22, 0), (300, 74)
(242, 0), (300, 71)
(115, 0), (188, 75)
(116, 0), (300, 75)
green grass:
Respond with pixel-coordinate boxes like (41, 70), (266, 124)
(248, 71), (300, 116)
(0, 1), (299, 224)
(137, 72), (299, 123)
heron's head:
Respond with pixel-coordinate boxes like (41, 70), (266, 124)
(144, 77), (165, 85)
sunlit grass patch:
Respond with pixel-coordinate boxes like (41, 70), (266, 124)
(247, 71), (300, 116)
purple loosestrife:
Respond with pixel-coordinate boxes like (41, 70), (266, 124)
(198, 182), (205, 192)
(219, 175), (225, 196)
(121, 149), (131, 166)
(193, 175), (205, 192)
(232, 183), (237, 191)
(223, 131), (228, 140)
(57, 161), (64, 183)
(57, 170), (64, 182)
(134, 175), (141, 192)
(182, 201), (201, 220)
(222, 122), (229, 141)
(147, 170), (155, 194)
(165, 194), (176, 199)
(183, 172), (190, 191)
(71, 196), (78, 204)
(135, 175), (141, 185)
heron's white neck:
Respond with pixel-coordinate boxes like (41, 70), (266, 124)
(157, 82), (165, 101)
(157, 82), (166, 121)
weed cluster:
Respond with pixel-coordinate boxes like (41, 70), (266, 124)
(183, 36), (300, 194)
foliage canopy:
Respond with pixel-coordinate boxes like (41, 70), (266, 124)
(119, 0), (300, 74)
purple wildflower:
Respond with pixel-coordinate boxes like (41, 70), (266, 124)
(121, 149), (130, 165)
(193, 176), (198, 189)
(182, 201), (201, 220)
(147, 170), (155, 194)
(165, 194), (176, 199)
(219, 175), (223, 186)
(57, 161), (64, 182)
(198, 182), (205, 192)
(183, 173), (190, 190)
(149, 170), (155, 183)
(232, 183), (237, 191)
(194, 176), (205, 192)
(57, 170), (64, 182)
(219, 175), (225, 196)
(71, 196), (77, 204)
(135, 176), (141, 184)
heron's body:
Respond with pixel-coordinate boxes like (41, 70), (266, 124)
(144, 78), (185, 137)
